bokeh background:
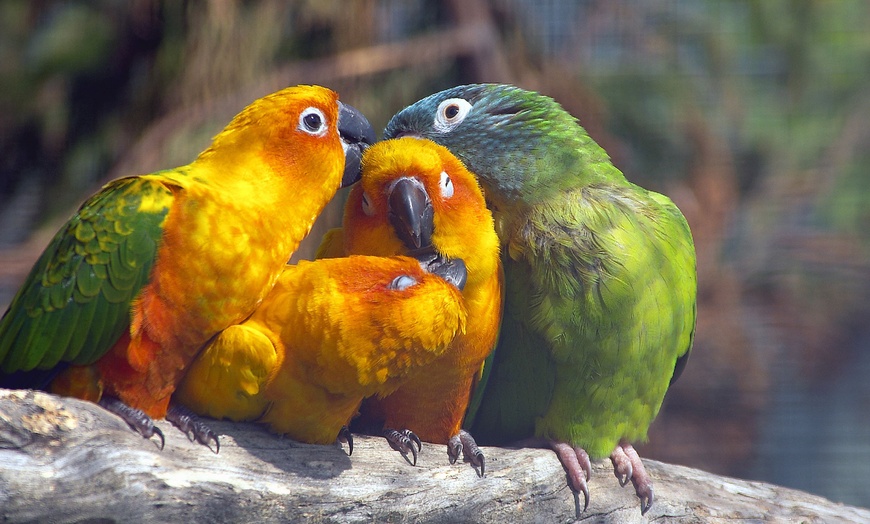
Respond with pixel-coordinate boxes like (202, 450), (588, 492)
(2, 0), (869, 510)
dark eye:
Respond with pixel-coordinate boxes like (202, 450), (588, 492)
(298, 107), (327, 135)
(434, 98), (472, 132)
(304, 113), (321, 131)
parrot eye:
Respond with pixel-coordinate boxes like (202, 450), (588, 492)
(434, 98), (472, 133)
(439, 171), (454, 199)
(361, 192), (375, 216)
(388, 275), (418, 291)
(298, 107), (327, 136)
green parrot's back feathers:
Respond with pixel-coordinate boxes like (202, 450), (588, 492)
(0, 176), (173, 373)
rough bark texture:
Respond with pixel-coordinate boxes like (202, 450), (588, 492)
(1, 389), (868, 523)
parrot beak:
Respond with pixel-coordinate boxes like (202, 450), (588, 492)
(387, 177), (434, 252)
(337, 101), (376, 188)
(388, 177), (466, 290)
(424, 255), (467, 291)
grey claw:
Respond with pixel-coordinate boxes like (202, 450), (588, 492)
(447, 434), (462, 465)
(166, 404), (220, 453)
(384, 428), (421, 466)
(408, 430), (422, 453)
(152, 425), (165, 450)
(98, 396), (165, 450)
(338, 426), (354, 456)
(458, 430), (485, 477)
(640, 488), (654, 515)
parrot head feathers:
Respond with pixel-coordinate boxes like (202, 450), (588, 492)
(200, 85), (374, 190)
(348, 137), (499, 289)
(384, 84), (623, 205)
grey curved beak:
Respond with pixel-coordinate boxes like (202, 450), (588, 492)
(337, 101), (376, 188)
(387, 177), (433, 251)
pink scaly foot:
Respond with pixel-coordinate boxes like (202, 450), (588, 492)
(610, 442), (654, 515)
(549, 441), (592, 515)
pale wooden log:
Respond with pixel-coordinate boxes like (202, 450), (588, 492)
(1, 389), (868, 523)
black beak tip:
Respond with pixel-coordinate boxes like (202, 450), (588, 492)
(338, 101), (377, 188)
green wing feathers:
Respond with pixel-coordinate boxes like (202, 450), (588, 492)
(464, 304), (556, 445)
(466, 182), (696, 456)
(0, 176), (173, 373)
(528, 183), (696, 455)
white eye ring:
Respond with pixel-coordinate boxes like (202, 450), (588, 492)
(298, 107), (328, 136)
(361, 192), (375, 216)
(434, 98), (472, 133)
(439, 171), (454, 199)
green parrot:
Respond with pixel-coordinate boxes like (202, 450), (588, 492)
(383, 84), (696, 515)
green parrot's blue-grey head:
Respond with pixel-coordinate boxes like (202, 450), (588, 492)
(384, 84), (622, 205)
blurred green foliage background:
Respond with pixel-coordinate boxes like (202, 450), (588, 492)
(1, 0), (869, 509)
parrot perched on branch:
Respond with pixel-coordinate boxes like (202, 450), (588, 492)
(174, 254), (468, 450)
(0, 85), (375, 450)
(321, 137), (502, 472)
(383, 84), (696, 515)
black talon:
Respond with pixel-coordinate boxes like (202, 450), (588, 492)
(153, 426), (165, 450)
(447, 434), (462, 465)
(408, 430), (422, 454)
(338, 425), (354, 456)
(571, 484), (590, 517)
(166, 404), (220, 453)
(384, 428), (421, 466)
(98, 396), (165, 450)
(640, 491), (653, 516)
(458, 430), (485, 477)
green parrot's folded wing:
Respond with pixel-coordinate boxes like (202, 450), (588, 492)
(0, 176), (174, 374)
(462, 262), (542, 439)
(462, 302), (556, 444)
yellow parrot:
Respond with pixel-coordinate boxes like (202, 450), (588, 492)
(175, 255), (469, 450)
(322, 137), (503, 472)
(0, 85), (374, 449)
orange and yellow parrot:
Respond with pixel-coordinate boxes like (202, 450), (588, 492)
(322, 137), (503, 471)
(0, 85), (375, 449)
(174, 254), (469, 450)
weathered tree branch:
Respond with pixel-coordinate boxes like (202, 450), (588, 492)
(1, 389), (867, 523)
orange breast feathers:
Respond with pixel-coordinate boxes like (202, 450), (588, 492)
(175, 255), (468, 445)
(338, 137), (504, 443)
